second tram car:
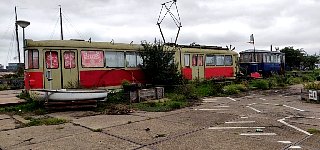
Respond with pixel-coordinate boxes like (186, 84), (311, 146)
(239, 49), (285, 77)
(24, 39), (238, 90)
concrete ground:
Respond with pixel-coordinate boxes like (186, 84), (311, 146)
(0, 90), (25, 105)
(0, 85), (320, 150)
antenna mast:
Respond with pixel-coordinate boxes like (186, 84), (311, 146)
(15, 6), (21, 63)
(156, 0), (182, 44)
(59, 5), (64, 40)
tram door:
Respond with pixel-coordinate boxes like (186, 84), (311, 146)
(191, 54), (205, 80)
(43, 50), (79, 89)
(43, 50), (62, 89)
(61, 50), (79, 88)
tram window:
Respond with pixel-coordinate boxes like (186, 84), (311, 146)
(105, 51), (125, 68)
(64, 51), (76, 69)
(257, 53), (263, 63)
(198, 55), (204, 66)
(137, 55), (143, 66)
(225, 55), (232, 66)
(45, 51), (59, 69)
(206, 55), (215, 66)
(25, 50), (39, 69)
(242, 54), (250, 62)
(192, 55), (197, 66)
(184, 54), (190, 67)
(81, 51), (104, 68)
(126, 52), (137, 67)
(216, 55), (224, 66)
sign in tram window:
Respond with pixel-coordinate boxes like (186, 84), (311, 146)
(45, 51), (59, 69)
(192, 55), (197, 66)
(64, 51), (76, 69)
(81, 51), (104, 68)
(225, 55), (233, 66)
(198, 55), (204, 66)
(105, 51), (125, 68)
(25, 50), (39, 69)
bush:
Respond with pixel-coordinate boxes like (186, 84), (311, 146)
(0, 84), (8, 91)
(287, 77), (303, 85)
(302, 74), (315, 82)
(304, 82), (320, 90)
(223, 84), (247, 95)
(250, 79), (269, 90)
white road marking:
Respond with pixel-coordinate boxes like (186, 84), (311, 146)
(247, 103), (256, 106)
(203, 98), (217, 101)
(225, 121), (255, 124)
(247, 106), (262, 113)
(278, 117), (312, 136)
(227, 97), (237, 101)
(240, 133), (277, 136)
(208, 127), (265, 130)
(240, 117), (249, 119)
(278, 141), (292, 144)
(203, 101), (218, 103)
(259, 98), (267, 101)
(214, 106), (230, 108)
(289, 145), (302, 149)
(282, 105), (305, 112)
(194, 109), (228, 111)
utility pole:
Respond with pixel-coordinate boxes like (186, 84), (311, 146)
(15, 6), (21, 63)
(59, 5), (64, 40)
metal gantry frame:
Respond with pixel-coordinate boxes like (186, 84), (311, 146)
(157, 0), (182, 44)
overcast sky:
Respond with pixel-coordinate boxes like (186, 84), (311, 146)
(1, 0), (320, 66)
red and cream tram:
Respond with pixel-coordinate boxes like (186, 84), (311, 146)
(24, 39), (238, 90)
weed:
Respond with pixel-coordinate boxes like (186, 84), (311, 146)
(307, 128), (320, 134)
(24, 117), (67, 127)
(0, 84), (9, 91)
(92, 128), (103, 132)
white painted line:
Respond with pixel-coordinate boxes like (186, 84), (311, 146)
(247, 106), (262, 113)
(247, 103), (256, 106)
(241, 117), (249, 119)
(240, 133), (277, 136)
(203, 101), (218, 103)
(214, 106), (230, 108)
(259, 98), (267, 101)
(208, 127), (265, 130)
(203, 98), (217, 101)
(278, 141), (292, 144)
(194, 109), (228, 111)
(263, 103), (270, 105)
(278, 118), (312, 136)
(282, 105), (305, 112)
(289, 145), (301, 149)
(226, 97), (237, 101)
(225, 121), (255, 124)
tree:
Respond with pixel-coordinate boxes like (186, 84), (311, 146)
(302, 55), (319, 70)
(139, 41), (183, 86)
(280, 47), (304, 70)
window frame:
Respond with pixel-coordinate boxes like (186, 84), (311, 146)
(63, 51), (76, 69)
(105, 51), (125, 68)
(184, 54), (190, 67)
(25, 49), (39, 69)
(125, 51), (138, 68)
(224, 55), (233, 66)
(45, 51), (59, 69)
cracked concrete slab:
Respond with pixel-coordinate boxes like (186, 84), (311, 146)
(0, 114), (11, 120)
(0, 118), (17, 131)
(12, 132), (141, 150)
(73, 115), (147, 130)
(0, 123), (88, 149)
(104, 118), (195, 145)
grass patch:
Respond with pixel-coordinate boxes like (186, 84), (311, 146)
(24, 117), (67, 127)
(133, 100), (188, 112)
(250, 79), (269, 90)
(304, 82), (320, 90)
(307, 128), (320, 134)
(0, 101), (46, 115)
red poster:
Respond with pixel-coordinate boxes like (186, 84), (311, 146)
(45, 51), (59, 69)
(81, 51), (104, 67)
(64, 51), (76, 69)
(198, 56), (203, 66)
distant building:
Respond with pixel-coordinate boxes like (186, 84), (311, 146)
(6, 63), (24, 72)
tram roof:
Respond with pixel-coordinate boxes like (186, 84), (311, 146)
(26, 39), (143, 50)
(240, 49), (284, 54)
